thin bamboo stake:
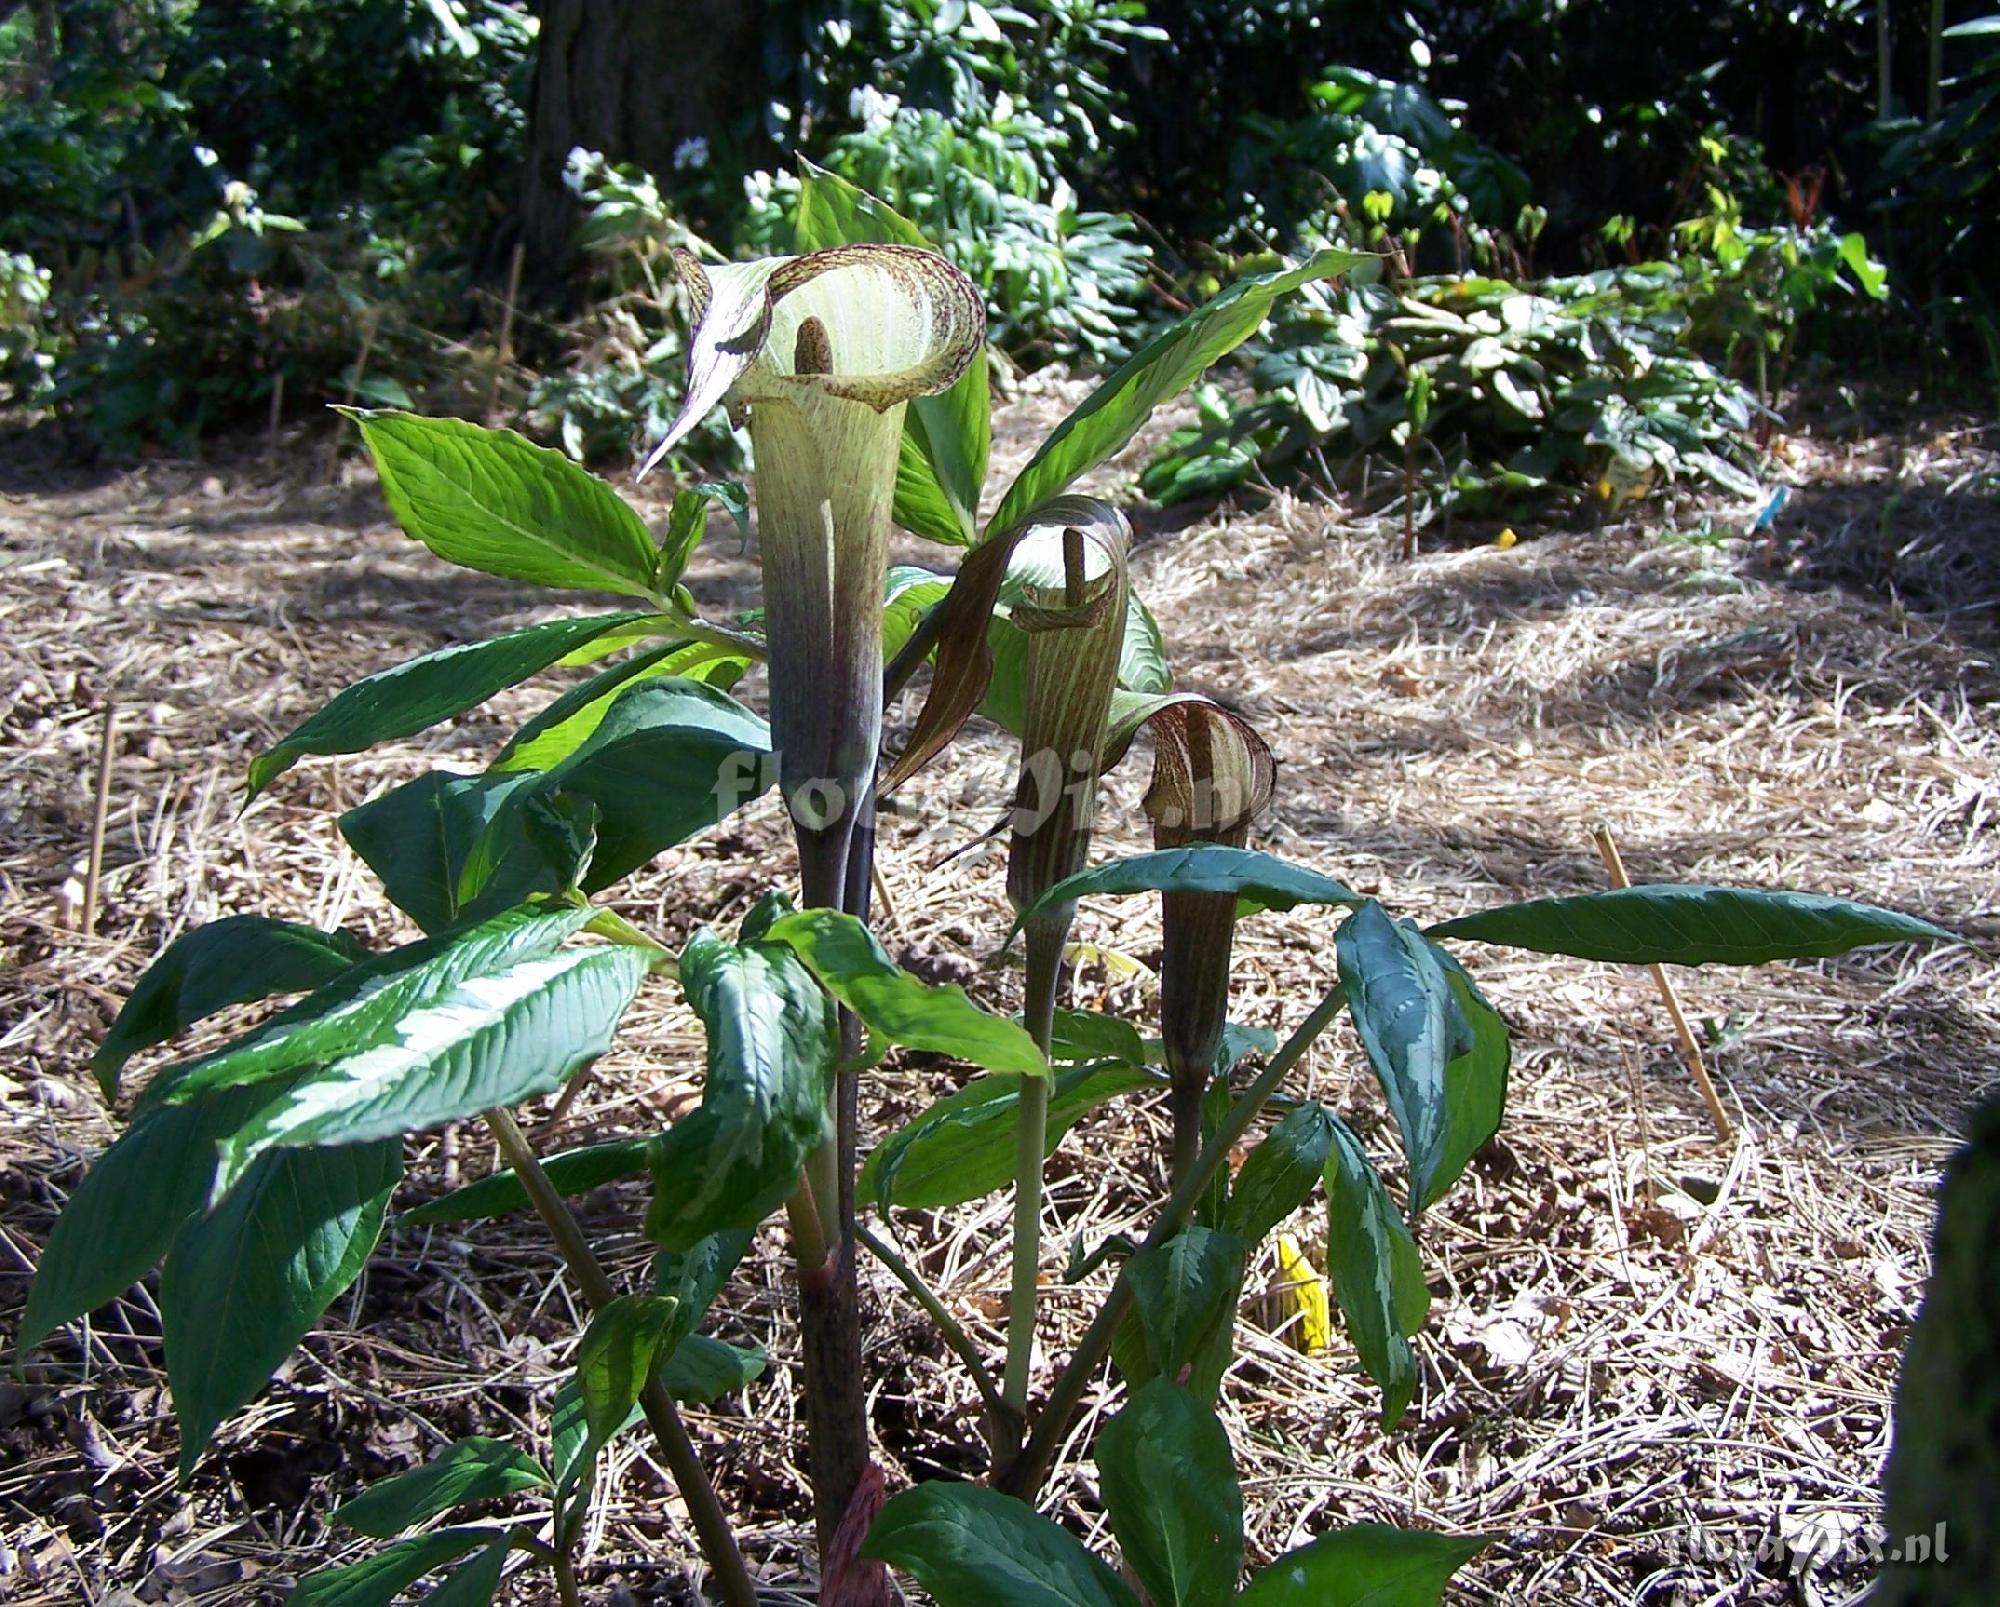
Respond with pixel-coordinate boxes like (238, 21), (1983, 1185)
(1590, 823), (1734, 1143)
(82, 703), (117, 936)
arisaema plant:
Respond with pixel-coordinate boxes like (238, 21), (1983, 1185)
(19, 165), (1963, 1607)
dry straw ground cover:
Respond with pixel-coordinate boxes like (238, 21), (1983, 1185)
(1, 387), (1995, 1605)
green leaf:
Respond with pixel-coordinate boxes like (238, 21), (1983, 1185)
(655, 481), (749, 591)
(986, 250), (1367, 538)
(865, 1481), (1142, 1607)
(763, 909), (1047, 1076)
(421, 1536), (512, 1607)
(1095, 1380), (1244, 1607)
(92, 917), (368, 1100)
(333, 1437), (550, 1538)
(1428, 884), (1958, 966)
(141, 906), (598, 1113)
(643, 928), (837, 1250)
(247, 612), (652, 796)
(162, 1140), (401, 1475)
(339, 770), (563, 934)
(492, 638), (752, 775)
(861, 1063), (1155, 1212)
(576, 1294), (680, 1453)
(401, 1137), (652, 1226)
(1336, 903), (1466, 1211)
(212, 946), (648, 1195)
(1112, 1226), (1246, 1403)
(290, 1527), (506, 1607)
(1420, 948), (1510, 1212)
(660, 1334), (767, 1404)
(1236, 1524), (1490, 1606)
(1046, 1007), (1151, 1067)
(19, 1086), (265, 1353)
(1011, 846), (1361, 940)
(795, 162), (990, 546)
(462, 678), (771, 900)
(1225, 1102), (1336, 1245)
(1323, 1117), (1429, 1428)
(652, 1227), (753, 1325)
(347, 410), (662, 598)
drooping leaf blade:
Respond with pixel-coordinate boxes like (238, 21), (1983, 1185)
(162, 1139), (402, 1475)
(1011, 846), (1361, 941)
(575, 1294), (680, 1455)
(864, 1481), (1142, 1607)
(1111, 1225), (1246, 1403)
(290, 1527), (506, 1607)
(1323, 1117), (1429, 1428)
(1420, 947), (1510, 1212)
(491, 639), (753, 775)
(1428, 884), (1957, 965)
(660, 1334), (767, 1405)
(1095, 1380), (1245, 1607)
(92, 916), (369, 1100)
(348, 410), (662, 597)
(1236, 1524), (1490, 1607)
(763, 909), (1047, 1076)
(1224, 1102), (1337, 1246)
(333, 1437), (550, 1538)
(339, 770), (560, 935)
(247, 611), (651, 796)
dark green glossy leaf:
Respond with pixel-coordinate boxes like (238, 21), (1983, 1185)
(19, 1086), (264, 1353)
(1046, 1007), (1150, 1067)
(212, 946), (648, 1194)
(862, 1063), (1154, 1212)
(333, 1437), (549, 1538)
(1112, 1226), (1246, 1403)
(1096, 1380), (1244, 1607)
(348, 410), (660, 597)
(652, 1227), (753, 1324)
(401, 1137), (652, 1226)
(1323, 1117), (1429, 1428)
(1011, 846), (1361, 941)
(92, 916), (368, 1100)
(491, 640), (752, 775)
(1236, 1524), (1490, 1606)
(660, 1334), (766, 1405)
(141, 906), (598, 1113)
(643, 928), (837, 1250)
(290, 1527), (505, 1607)
(986, 250), (1367, 538)
(162, 1140), (401, 1475)
(655, 481), (749, 590)
(764, 909), (1046, 1076)
(1428, 884), (1957, 965)
(1337, 903), (1466, 1210)
(247, 612), (651, 796)
(1225, 1102), (1336, 1245)
(1420, 947), (1510, 1211)
(575, 1294), (679, 1456)
(422, 1535), (512, 1607)
(865, 1481), (1141, 1607)
(339, 769), (562, 934)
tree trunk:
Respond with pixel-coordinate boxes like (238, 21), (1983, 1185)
(520, 0), (763, 282)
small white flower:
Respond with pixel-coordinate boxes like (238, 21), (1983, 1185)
(672, 137), (711, 172)
(847, 84), (902, 133)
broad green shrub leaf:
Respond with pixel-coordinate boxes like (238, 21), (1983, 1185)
(861, 1064), (1156, 1212)
(1012, 846), (1361, 939)
(421, 1536), (512, 1607)
(492, 640), (752, 775)
(333, 1437), (549, 1538)
(1225, 1102), (1337, 1245)
(247, 611), (651, 796)
(660, 1334), (767, 1404)
(763, 909), (1047, 1075)
(1096, 1380), (1244, 1607)
(576, 1294), (680, 1455)
(20, 1086), (264, 1352)
(401, 1136), (652, 1226)
(1236, 1524), (1490, 1606)
(290, 1526), (506, 1607)
(1046, 1007), (1150, 1067)
(795, 162), (990, 547)
(459, 678), (771, 899)
(653, 1227), (754, 1326)
(212, 946), (648, 1194)
(348, 410), (661, 597)
(340, 770), (560, 934)
(1428, 884), (1957, 965)
(92, 916), (368, 1100)
(865, 1481), (1141, 1607)
(654, 481), (749, 591)
(162, 1140), (401, 1475)
(1421, 948), (1510, 1211)
(1112, 1226), (1246, 1403)
(1337, 903), (1469, 1211)
(1323, 1118), (1429, 1428)
(644, 929), (838, 1250)
(986, 249), (1368, 537)
(140, 906), (597, 1112)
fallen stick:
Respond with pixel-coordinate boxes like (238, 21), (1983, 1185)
(82, 702), (117, 936)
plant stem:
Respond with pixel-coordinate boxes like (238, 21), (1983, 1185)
(1001, 985), (1347, 1501)
(858, 1222), (1015, 1430)
(482, 1109), (756, 1607)
(1002, 921), (1065, 1420)
(552, 1547), (584, 1607)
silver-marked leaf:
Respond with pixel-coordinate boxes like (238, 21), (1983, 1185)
(1096, 1380), (1244, 1607)
(1323, 1116), (1429, 1428)
(333, 1437), (549, 1538)
(1111, 1225), (1246, 1403)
